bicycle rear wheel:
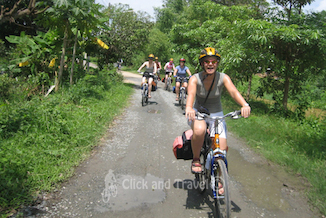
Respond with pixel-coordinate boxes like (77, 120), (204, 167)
(166, 78), (171, 91)
(180, 89), (185, 110)
(214, 159), (231, 218)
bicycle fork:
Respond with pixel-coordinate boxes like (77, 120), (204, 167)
(210, 155), (228, 199)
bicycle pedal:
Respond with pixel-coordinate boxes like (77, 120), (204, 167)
(217, 195), (225, 199)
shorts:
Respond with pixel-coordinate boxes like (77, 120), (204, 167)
(165, 71), (173, 75)
(143, 72), (154, 78)
(188, 111), (227, 138)
(176, 77), (188, 83)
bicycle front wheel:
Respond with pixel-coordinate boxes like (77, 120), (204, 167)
(141, 85), (146, 106)
(214, 158), (231, 218)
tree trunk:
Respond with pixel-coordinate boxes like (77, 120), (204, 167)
(56, 20), (69, 92)
(283, 75), (290, 110)
(246, 74), (252, 101)
(70, 30), (78, 85)
(54, 70), (58, 90)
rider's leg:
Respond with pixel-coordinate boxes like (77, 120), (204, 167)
(141, 76), (146, 87)
(165, 73), (168, 87)
(175, 81), (180, 100)
(191, 119), (207, 173)
(183, 82), (188, 94)
(219, 138), (228, 152)
(148, 77), (153, 97)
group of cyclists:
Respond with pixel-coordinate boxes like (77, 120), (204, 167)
(137, 54), (192, 100)
(137, 47), (251, 177)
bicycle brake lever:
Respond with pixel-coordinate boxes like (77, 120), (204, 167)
(231, 110), (242, 119)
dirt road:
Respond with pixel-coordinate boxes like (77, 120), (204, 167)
(26, 71), (318, 218)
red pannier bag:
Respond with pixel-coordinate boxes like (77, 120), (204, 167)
(172, 129), (193, 160)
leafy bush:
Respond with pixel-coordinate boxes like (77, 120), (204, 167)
(0, 74), (17, 102)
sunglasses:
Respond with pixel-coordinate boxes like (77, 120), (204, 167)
(204, 60), (218, 65)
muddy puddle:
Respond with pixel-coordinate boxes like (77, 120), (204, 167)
(228, 144), (307, 213)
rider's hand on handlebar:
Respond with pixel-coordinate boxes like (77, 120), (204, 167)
(241, 105), (251, 118)
(185, 107), (196, 121)
(174, 75), (177, 78)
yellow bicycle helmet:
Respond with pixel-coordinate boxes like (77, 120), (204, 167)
(199, 47), (221, 63)
(155, 57), (158, 60)
(148, 54), (155, 59)
(169, 58), (173, 62)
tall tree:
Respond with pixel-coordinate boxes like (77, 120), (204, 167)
(100, 3), (153, 65)
(268, 25), (325, 110)
(221, 19), (272, 100)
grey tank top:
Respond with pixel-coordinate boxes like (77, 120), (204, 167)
(145, 65), (154, 73)
(194, 71), (225, 113)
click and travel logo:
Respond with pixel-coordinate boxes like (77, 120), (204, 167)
(101, 169), (118, 203)
(101, 169), (222, 203)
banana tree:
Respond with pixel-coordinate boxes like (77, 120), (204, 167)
(46, 0), (103, 91)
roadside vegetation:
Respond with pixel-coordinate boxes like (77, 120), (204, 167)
(222, 77), (326, 214)
(1, 0), (325, 216)
(0, 68), (133, 216)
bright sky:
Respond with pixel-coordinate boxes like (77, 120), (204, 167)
(302, 0), (326, 12)
(95, 0), (326, 19)
(95, 0), (164, 18)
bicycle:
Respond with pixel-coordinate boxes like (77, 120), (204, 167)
(116, 62), (122, 73)
(194, 110), (242, 218)
(101, 170), (118, 203)
(101, 183), (118, 203)
(165, 71), (173, 91)
(140, 72), (153, 106)
(176, 76), (189, 110)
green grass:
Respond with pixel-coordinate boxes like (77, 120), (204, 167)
(222, 94), (326, 215)
(122, 65), (138, 73)
(0, 71), (133, 216)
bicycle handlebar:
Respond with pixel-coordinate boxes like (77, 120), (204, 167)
(196, 110), (242, 121)
(139, 72), (154, 76)
(175, 76), (190, 82)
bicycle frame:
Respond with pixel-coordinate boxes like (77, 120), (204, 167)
(196, 110), (242, 217)
(140, 72), (153, 106)
(177, 77), (189, 110)
(200, 110), (241, 168)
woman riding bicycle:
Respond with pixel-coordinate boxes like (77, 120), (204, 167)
(155, 57), (162, 81)
(164, 58), (176, 89)
(138, 54), (157, 98)
(174, 58), (192, 101)
(185, 47), (251, 175)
